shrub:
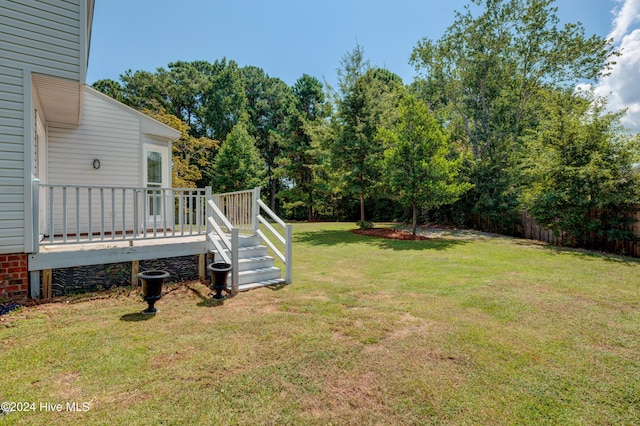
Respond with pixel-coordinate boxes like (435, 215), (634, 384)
(356, 220), (374, 230)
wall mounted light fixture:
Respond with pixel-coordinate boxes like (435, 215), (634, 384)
(92, 159), (101, 169)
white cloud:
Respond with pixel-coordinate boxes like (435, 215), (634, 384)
(610, 0), (640, 41)
(591, 0), (640, 132)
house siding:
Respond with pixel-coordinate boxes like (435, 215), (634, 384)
(0, 0), (82, 81)
(47, 88), (142, 233)
(0, 65), (25, 253)
(0, 0), (86, 253)
(48, 88), (141, 186)
(0, 65), (27, 298)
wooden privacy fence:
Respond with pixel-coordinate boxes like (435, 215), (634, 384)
(521, 210), (640, 257)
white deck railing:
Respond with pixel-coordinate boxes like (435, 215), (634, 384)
(206, 199), (239, 293)
(35, 182), (210, 247)
(255, 197), (293, 285)
(211, 188), (256, 232)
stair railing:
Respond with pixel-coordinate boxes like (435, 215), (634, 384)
(206, 194), (239, 293)
(255, 195), (293, 285)
(209, 186), (292, 286)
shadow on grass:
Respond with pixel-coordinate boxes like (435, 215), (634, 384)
(196, 297), (226, 308)
(294, 229), (468, 251)
(267, 283), (288, 291)
(540, 244), (640, 265)
(120, 312), (156, 322)
(179, 283), (229, 308)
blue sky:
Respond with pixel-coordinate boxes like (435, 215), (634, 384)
(87, 0), (640, 131)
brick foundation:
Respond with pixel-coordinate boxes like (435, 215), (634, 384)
(0, 253), (29, 301)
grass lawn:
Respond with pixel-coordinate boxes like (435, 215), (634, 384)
(1, 222), (638, 425)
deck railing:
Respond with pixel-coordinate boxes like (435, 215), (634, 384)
(211, 188), (256, 232)
(36, 181), (210, 248)
(33, 181), (292, 286)
(206, 199), (239, 293)
(255, 197), (293, 284)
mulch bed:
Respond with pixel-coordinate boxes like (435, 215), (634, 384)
(351, 228), (430, 241)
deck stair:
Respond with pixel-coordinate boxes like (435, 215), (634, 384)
(211, 234), (284, 291)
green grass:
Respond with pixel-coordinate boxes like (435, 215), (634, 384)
(1, 222), (639, 425)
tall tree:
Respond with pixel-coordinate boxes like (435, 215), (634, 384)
(380, 95), (472, 235)
(155, 61), (208, 133)
(410, 0), (618, 231)
(332, 45), (403, 221)
(242, 66), (295, 210)
(279, 74), (328, 220)
(201, 59), (248, 141)
(118, 69), (168, 112)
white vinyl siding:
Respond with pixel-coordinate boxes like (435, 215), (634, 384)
(0, 1), (95, 252)
(47, 88), (142, 233)
(0, 66), (26, 252)
(0, 0), (81, 81)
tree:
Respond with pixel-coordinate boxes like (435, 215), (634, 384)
(410, 0), (618, 231)
(201, 59), (248, 141)
(155, 61), (208, 133)
(520, 89), (640, 247)
(380, 95), (472, 235)
(210, 123), (266, 193)
(332, 44), (404, 222)
(279, 74), (328, 220)
(242, 66), (296, 210)
(143, 109), (218, 188)
(118, 69), (168, 112)
(92, 79), (126, 103)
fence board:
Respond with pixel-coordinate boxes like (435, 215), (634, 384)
(521, 210), (640, 257)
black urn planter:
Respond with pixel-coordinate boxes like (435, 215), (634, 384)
(137, 270), (170, 314)
(207, 262), (232, 300)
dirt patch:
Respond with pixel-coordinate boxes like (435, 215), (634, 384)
(351, 228), (429, 241)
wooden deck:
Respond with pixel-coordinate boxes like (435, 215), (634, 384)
(26, 186), (292, 298)
(29, 234), (208, 271)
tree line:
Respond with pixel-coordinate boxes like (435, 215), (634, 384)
(94, 0), (640, 247)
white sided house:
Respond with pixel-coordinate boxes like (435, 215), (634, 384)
(0, 0), (291, 301)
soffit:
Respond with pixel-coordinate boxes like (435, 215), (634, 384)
(32, 74), (82, 126)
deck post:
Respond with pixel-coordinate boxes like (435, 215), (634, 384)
(29, 271), (41, 298)
(285, 224), (293, 284)
(205, 187), (212, 235)
(252, 187), (261, 236)
(131, 260), (139, 286)
(31, 178), (40, 254)
(30, 179), (41, 298)
(42, 269), (52, 299)
(231, 228), (239, 294)
(198, 253), (206, 282)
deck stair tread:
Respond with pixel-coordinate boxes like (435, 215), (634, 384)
(238, 278), (285, 291)
(209, 234), (285, 289)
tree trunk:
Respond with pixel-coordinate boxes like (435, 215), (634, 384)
(360, 191), (365, 222)
(412, 201), (417, 236)
(270, 178), (276, 211)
